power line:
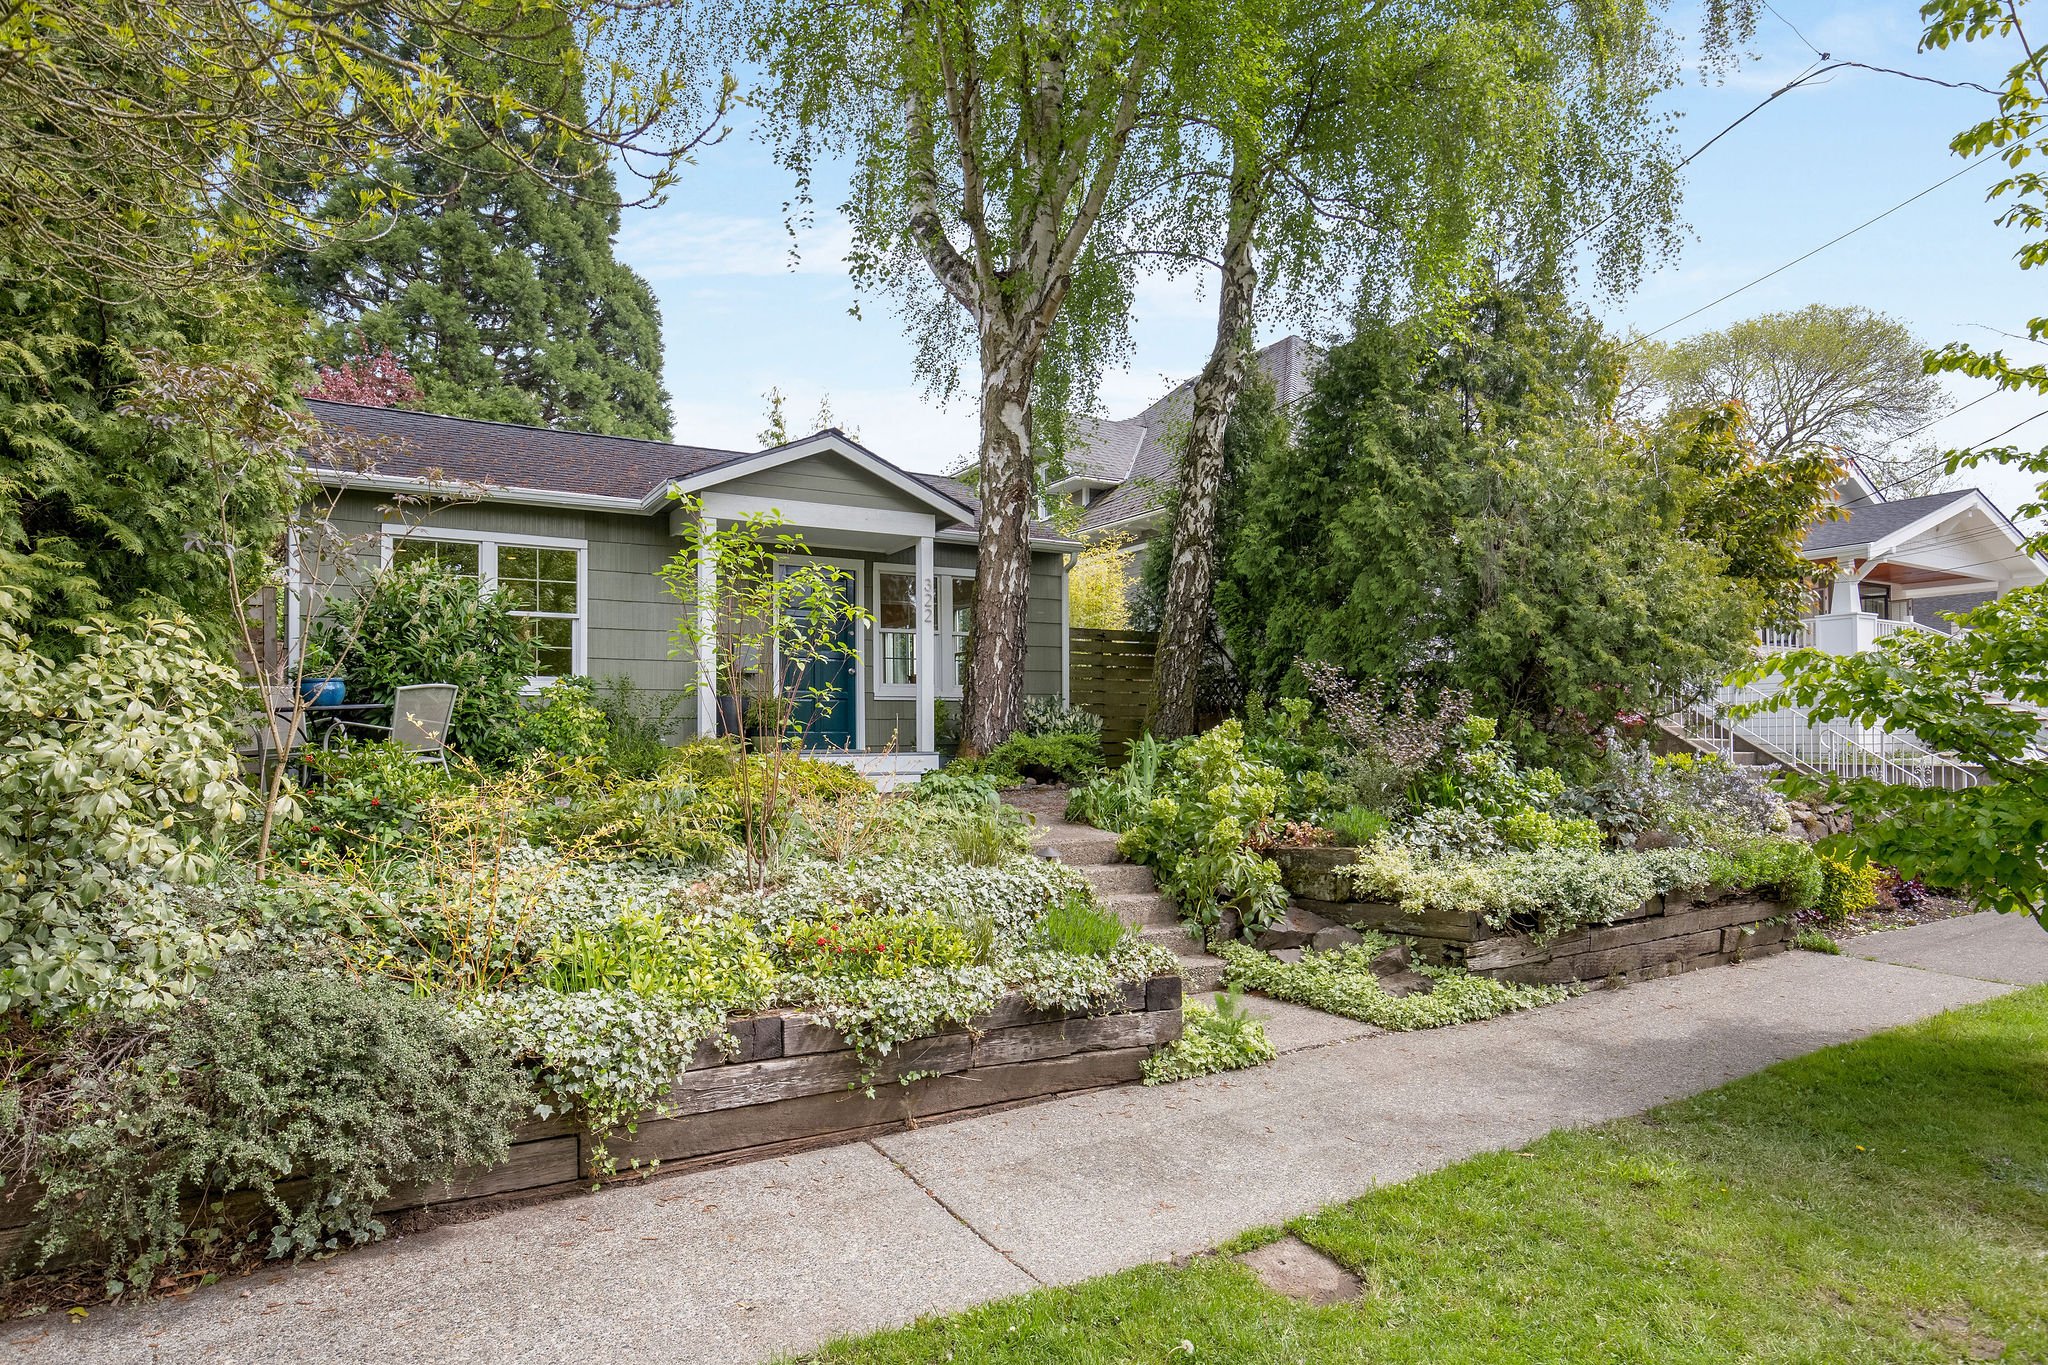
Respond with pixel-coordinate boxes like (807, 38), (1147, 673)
(1763, 2), (1826, 61)
(1843, 405), (2048, 501)
(1642, 155), (1995, 341)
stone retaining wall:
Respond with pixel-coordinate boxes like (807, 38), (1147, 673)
(1269, 847), (1787, 985)
(0, 977), (1182, 1269)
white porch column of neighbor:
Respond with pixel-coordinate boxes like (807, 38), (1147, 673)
(694, 513), (718, 739)
(1813, 563), (1879, 655)
(915, 534), (937, 753)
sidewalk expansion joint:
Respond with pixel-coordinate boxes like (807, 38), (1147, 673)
(868, 1140), (1045, 1286)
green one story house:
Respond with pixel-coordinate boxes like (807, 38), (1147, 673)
(300, 400), (1079, 778)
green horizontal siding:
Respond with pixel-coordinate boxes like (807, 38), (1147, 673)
(307, 492), (1069, 747)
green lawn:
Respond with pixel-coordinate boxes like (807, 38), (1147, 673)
(797, 987), (2048, 1364)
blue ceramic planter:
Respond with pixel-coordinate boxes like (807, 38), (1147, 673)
(300, 676), (346, 707)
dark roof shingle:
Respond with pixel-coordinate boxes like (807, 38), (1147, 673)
(303, 399), (749, 501)
(1802, 490), (1976, 552)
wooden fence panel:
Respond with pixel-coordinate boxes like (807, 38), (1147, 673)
(1070, 628), (1157, 759)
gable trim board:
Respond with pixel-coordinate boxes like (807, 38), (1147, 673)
(673, 430), (980, 524)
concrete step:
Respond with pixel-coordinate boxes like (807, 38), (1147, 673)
(1035, 826), (1123, 864)
(1101, 891), (1180, 928)
(1177, 953), (1228, 993)
(1140, 923), (1209, 953)
(1080, 862), (1156, 895)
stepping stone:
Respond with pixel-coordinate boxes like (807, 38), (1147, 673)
(1235, 1235), (1363, 1305)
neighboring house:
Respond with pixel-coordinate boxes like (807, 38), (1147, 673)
(300, 399), (1079, 778)
(1675, 460), (2047, 787)
(1046, 336), (1320, 559)
(1784, 461), (2046, 649)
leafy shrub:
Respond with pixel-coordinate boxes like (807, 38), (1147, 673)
(1142, 991), (1275, 1084)
(519, 677), (610, 759)
(950, 732), (1105, 786)
(1037, 891), (1127, 958)
(1811, 852), (1882, 925)
(1399, 804), (1505, 860)
(287, 739), (461, 863)
(1323, 805), (1391, 847)
(539, 909), (778, 1006)
(911, 768), (1007, 812)
(1215, 939), (1565, 1029)
(314, 561), (531, 765)
(591, 675), (688, 779)
(774, 907), (980, 979)
(1066, 733), (1163, 830)
(1022, 695), (1104, 740)
(21, 964), (530, 1291)
(1120, 722), (1289, 937)
(1566, 743), (1788, 846)
(0, 605), (262, 1017)
(1500, 807), (1603, 851)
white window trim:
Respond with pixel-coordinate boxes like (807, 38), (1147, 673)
(379, 525), (589, 688)
(937, 570), (975, 701)
(873, 562), (921, 701)
(873, 563), (976, 701)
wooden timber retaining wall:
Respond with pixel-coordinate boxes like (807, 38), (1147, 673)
(1270, 847), (1788, 985)
(0, 977), (1182, 1269)
(1070, 628), (1156, 758)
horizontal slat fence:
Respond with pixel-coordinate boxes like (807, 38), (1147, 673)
(1070, 628), (1157, 759)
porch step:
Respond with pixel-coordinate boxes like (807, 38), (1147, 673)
(1178, 953), (1228, 994)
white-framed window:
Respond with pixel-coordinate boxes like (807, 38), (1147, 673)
(872, 565), (977, 700)
(874, 565), (919, 697)
(382, 527), (588, 687)
(940, 574), (975, 698)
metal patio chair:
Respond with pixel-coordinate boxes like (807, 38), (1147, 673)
(323, 683), (459, 768)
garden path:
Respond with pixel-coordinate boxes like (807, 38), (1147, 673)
(11, 914), (2043, 1365)
(1014, 791), (1229, 990)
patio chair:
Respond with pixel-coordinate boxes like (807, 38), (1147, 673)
(323, 683), (459, 768)
(237, 686), (305, 781)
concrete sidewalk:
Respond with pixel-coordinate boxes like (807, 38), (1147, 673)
(9, 913), (2041, 1365)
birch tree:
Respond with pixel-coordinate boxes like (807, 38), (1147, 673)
(1143, 0), (1754, 737)
(737, 2), (1208, 752)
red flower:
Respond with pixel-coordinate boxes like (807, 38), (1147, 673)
(308, 824), (322, 833)
(369, 798), (381, 808)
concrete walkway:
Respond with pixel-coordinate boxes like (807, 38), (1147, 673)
(10, 913), (2042, 1365)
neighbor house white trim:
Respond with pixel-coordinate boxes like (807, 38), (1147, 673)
(377, 524), (589, 686)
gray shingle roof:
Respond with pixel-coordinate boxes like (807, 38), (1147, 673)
(1075, 336), (1320, 534)
(1801, 491), (1977, 553)
(303, 399), (750, 501)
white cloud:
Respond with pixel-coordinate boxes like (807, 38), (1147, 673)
(619, 212), (856, 281)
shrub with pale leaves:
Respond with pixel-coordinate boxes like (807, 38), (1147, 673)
(0, 594), (271, 1014)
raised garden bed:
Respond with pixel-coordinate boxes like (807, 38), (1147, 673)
(1269, 847), (1787, 985)
(0, 976), (1181, 1268)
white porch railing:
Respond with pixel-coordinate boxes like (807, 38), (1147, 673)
(1666, 680), (1981, 791)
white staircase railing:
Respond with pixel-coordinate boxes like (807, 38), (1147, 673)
(1665, 682), (1982, 790)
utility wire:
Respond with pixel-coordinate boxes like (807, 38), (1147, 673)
(1763, 1), (1826, 61)
(1642, 156), (1994, 341)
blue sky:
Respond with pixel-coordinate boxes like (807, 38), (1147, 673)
(617, 2), (2042, 518)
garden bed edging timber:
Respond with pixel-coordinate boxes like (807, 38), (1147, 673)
(0, 976), (1182, 1271)
(1268, 847), (1789, 985)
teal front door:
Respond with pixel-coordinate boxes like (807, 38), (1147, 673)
(778, 562), (857, 751)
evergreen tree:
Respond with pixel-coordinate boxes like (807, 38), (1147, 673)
(280, 16), (672, 439)
(0, 274), (301, 654)
(1217, 290), (1764, 761)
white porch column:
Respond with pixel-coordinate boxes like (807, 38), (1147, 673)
(915, 534), (936, 753)
(694, 514), (718, 739)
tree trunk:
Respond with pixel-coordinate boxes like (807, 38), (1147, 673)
(1151, 181), (1261, 739)
(961, 321), (1038, 754)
